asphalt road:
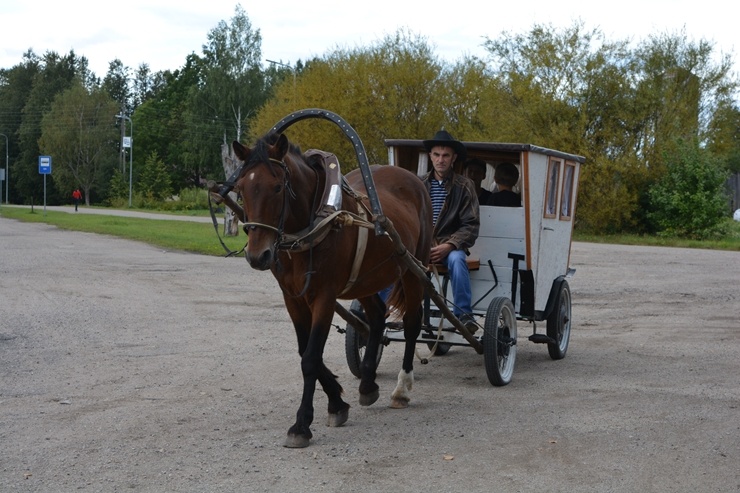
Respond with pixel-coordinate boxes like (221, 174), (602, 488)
(1, 214), (738, 492)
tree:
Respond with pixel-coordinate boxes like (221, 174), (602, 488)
(187, 4), (268, 235)
(706, 102), (740, 173)
(137, 150), (172, 201)
(132, 63), (156, 109)
(436, 56), (500, 141)
(102, 59), (131, 114)
(108, 168), (128, 204)
(0, 52), (40, 204)
(38, 80), (119, 205)
(133, 56), (204, 192)
(483, 22), (738, 234)
(187, 4), (267, 180)
(250, 29), (450, 170)
(648, 138), (730, 239)
(15, 50), (85, 205)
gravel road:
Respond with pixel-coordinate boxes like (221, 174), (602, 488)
(1, 215), (738, 492)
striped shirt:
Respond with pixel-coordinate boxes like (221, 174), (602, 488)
(430, 178), (447, 226)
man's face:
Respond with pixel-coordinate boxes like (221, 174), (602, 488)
(429, 145), (456, 179)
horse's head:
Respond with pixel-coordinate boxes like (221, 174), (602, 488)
(233, 133), (298, 271)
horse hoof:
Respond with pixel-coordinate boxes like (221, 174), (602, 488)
(359, 389), (380, 406)
(327, 408), (349, 427)
(284, 434), (311, 448)
(389, 398), (409, 409)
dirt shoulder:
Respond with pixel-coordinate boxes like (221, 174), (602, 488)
(1, 218), (738, 492)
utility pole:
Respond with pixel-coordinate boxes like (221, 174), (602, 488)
(119, 114), (125, 174)
(115, 114), (133, 207)
(0, 133), (7, 204)
(266, 59), (296, 98)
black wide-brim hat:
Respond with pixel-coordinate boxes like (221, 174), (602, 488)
(423, 130), (466, 161)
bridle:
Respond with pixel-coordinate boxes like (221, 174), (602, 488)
(240, 156), (323, 298)
(241, 157), (299, 250)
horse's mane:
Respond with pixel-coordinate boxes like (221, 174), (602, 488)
(248, 132), (303, 166)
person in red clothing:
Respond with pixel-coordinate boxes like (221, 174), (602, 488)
(72, 188), (82, 211)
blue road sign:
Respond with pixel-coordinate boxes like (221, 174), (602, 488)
(39, 155), (52, 174)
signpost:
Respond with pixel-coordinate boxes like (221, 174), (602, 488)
(39, 155), (51, 215)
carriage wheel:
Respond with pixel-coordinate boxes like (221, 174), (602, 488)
(546, 280), (572, 360)
(344, 300), (383, 379)
(483, 297), (517, 386)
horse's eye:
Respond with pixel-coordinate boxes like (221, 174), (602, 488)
(274, 184), (282, 194)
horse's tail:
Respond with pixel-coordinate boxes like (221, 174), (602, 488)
(385, 280), (407, 318)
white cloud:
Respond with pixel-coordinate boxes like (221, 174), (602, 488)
(0, 0), (735, 77)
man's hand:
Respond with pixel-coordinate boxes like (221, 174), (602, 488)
(430, 243), (454, 264)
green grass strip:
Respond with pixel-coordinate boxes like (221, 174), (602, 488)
(0, 207), (247, 257)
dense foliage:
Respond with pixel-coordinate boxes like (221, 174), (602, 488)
(648, 139), (730, 239)
(1, 11), (738, 237)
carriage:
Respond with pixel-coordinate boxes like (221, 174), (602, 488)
(344, 138), (583, 386)
(211, 109), (583, 447)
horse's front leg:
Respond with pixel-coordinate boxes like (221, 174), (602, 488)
(283, 297), (315, 448)
(284, 297), (348, 448)
(317, 364), (350, 428)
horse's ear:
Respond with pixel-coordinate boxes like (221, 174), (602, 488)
(275, 133), (290, 159)
(233, 141), (250, 161)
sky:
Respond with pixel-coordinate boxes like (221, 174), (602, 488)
(0, 0), (737, 78)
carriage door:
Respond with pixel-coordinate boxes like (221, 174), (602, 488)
(534, 157), (574, 308)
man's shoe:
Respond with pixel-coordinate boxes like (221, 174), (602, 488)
(459, 314), (478, 335)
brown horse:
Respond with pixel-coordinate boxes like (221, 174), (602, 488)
(232, 132), (432, 448)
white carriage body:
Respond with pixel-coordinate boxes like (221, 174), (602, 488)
(385, 140), (583, 320)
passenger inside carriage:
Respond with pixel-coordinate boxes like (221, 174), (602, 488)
(491, 162), (522, 207)
(463, 158), (495, 206)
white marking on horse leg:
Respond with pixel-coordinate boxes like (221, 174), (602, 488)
(389, 369), (413, 409)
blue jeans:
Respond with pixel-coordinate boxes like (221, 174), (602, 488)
(380, 249), (472, 317)
(379, 285), (393, 304)
(442, 249), (473, 317)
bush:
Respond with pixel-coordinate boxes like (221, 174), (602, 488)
(648, 139), (730, 239)
(138, 151), (173, 201)
(107, 169), (129, 206)
(156, 188), (211, 211)
(575, 156), (640, 234)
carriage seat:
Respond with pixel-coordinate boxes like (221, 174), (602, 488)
(430, 256), (480, 275)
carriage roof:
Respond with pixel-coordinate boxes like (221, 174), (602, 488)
(384, 139), (586, 164)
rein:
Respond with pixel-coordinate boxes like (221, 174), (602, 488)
(207, 192), (246, 257)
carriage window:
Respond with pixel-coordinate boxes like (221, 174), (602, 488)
(544, 158), (561, 218)
(560, 162), (576, 220)
(417, 153), (429, 177)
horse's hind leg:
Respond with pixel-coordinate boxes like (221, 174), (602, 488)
(390, 306), (419, 408)
(390, 279), (424, 409)
(317, 363), (350, 427)
(356, 294), (385, 406)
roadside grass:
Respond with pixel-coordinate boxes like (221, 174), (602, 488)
(0, 207), (246, 257)
(3, 205), (739, 253)
(572, 218), (740, 251)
